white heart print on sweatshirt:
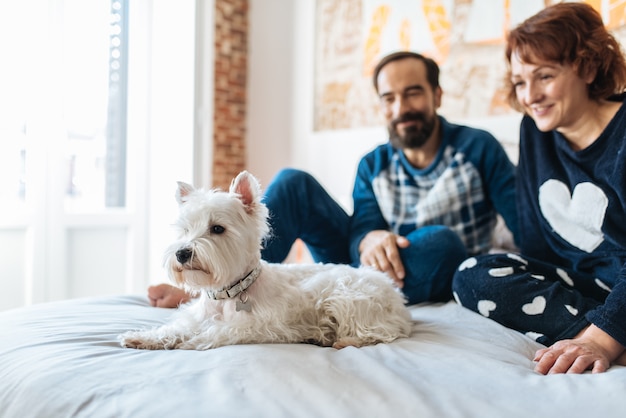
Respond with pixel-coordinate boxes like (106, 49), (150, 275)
(538, 180), (608, 253)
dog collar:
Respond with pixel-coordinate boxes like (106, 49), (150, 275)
(206, 264), (262, 301)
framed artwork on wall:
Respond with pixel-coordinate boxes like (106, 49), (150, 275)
(313, 0), (626, 131)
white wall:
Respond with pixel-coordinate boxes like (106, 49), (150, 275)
(246, 0), (295, 190)
(247, 0), (389, 210)
(247, 0), (522, 212)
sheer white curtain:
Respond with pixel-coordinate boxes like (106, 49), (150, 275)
(0, 0), (202, 310)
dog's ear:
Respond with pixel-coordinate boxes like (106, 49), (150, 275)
(230, 171), (261, 212)
(175, 181), (195, 205)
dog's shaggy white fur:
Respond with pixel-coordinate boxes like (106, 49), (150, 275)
(120, 171), (412, 350)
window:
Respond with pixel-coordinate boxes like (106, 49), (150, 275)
(0, 0), (129, 214)
(0, 0), (199, 310)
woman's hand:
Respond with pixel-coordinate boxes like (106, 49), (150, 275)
(534, 324), (625, 374)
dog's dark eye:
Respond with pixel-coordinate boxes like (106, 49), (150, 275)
(210, 225), (225, 234)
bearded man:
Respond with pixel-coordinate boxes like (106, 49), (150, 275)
(148, 51), (518, 308)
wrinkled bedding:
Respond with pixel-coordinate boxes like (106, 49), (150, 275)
(0, 295), (624, 418)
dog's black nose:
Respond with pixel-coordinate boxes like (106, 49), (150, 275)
(176, 248), (192, 263)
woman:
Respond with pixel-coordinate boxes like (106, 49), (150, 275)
(452, 2), (626, 374)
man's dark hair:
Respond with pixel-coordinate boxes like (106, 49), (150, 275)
(372, 51), (440, 93)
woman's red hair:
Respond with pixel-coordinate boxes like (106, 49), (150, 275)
(504, 2), (626, 111)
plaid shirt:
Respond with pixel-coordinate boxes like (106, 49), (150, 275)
(349, 117), (517, 262)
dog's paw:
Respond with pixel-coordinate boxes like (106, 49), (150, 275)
(120, 337), (160, 350)
(119, 331), (181, 350)
(332, 337), (365, 349)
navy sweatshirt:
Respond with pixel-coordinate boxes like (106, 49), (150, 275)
(516, 95), (626, 346)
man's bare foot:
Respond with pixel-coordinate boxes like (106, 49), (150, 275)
(147, 283), (192, 308)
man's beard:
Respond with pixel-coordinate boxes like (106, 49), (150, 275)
(388, 111), (437, 149)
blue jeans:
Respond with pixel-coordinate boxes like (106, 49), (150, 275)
(262, 168), (468, 305)
(261, 168), (352, 264)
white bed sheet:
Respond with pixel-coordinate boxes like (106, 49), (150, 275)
(0, 295), (625, 418)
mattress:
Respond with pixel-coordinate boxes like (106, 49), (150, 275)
(0, 295), (624, 418)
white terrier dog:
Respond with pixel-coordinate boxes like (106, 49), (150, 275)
(120, 171), (412, 350)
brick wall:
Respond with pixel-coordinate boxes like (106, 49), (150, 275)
(213, 0), (249, 189)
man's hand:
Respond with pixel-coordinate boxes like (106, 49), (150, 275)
(534, 324), (625, 374)
(147, 283), (192, 308)
(359, 230), (410, 287)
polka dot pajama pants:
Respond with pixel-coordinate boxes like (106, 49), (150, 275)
(451, 253), (612, 346)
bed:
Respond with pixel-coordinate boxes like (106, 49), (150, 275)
(1, 294), (625, 418)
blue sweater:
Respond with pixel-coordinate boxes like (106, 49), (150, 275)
(516, 96), (626, 346)
(350, 116), (518, 263)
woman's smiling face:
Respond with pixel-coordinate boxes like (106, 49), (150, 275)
(510, 51), (592, 134)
